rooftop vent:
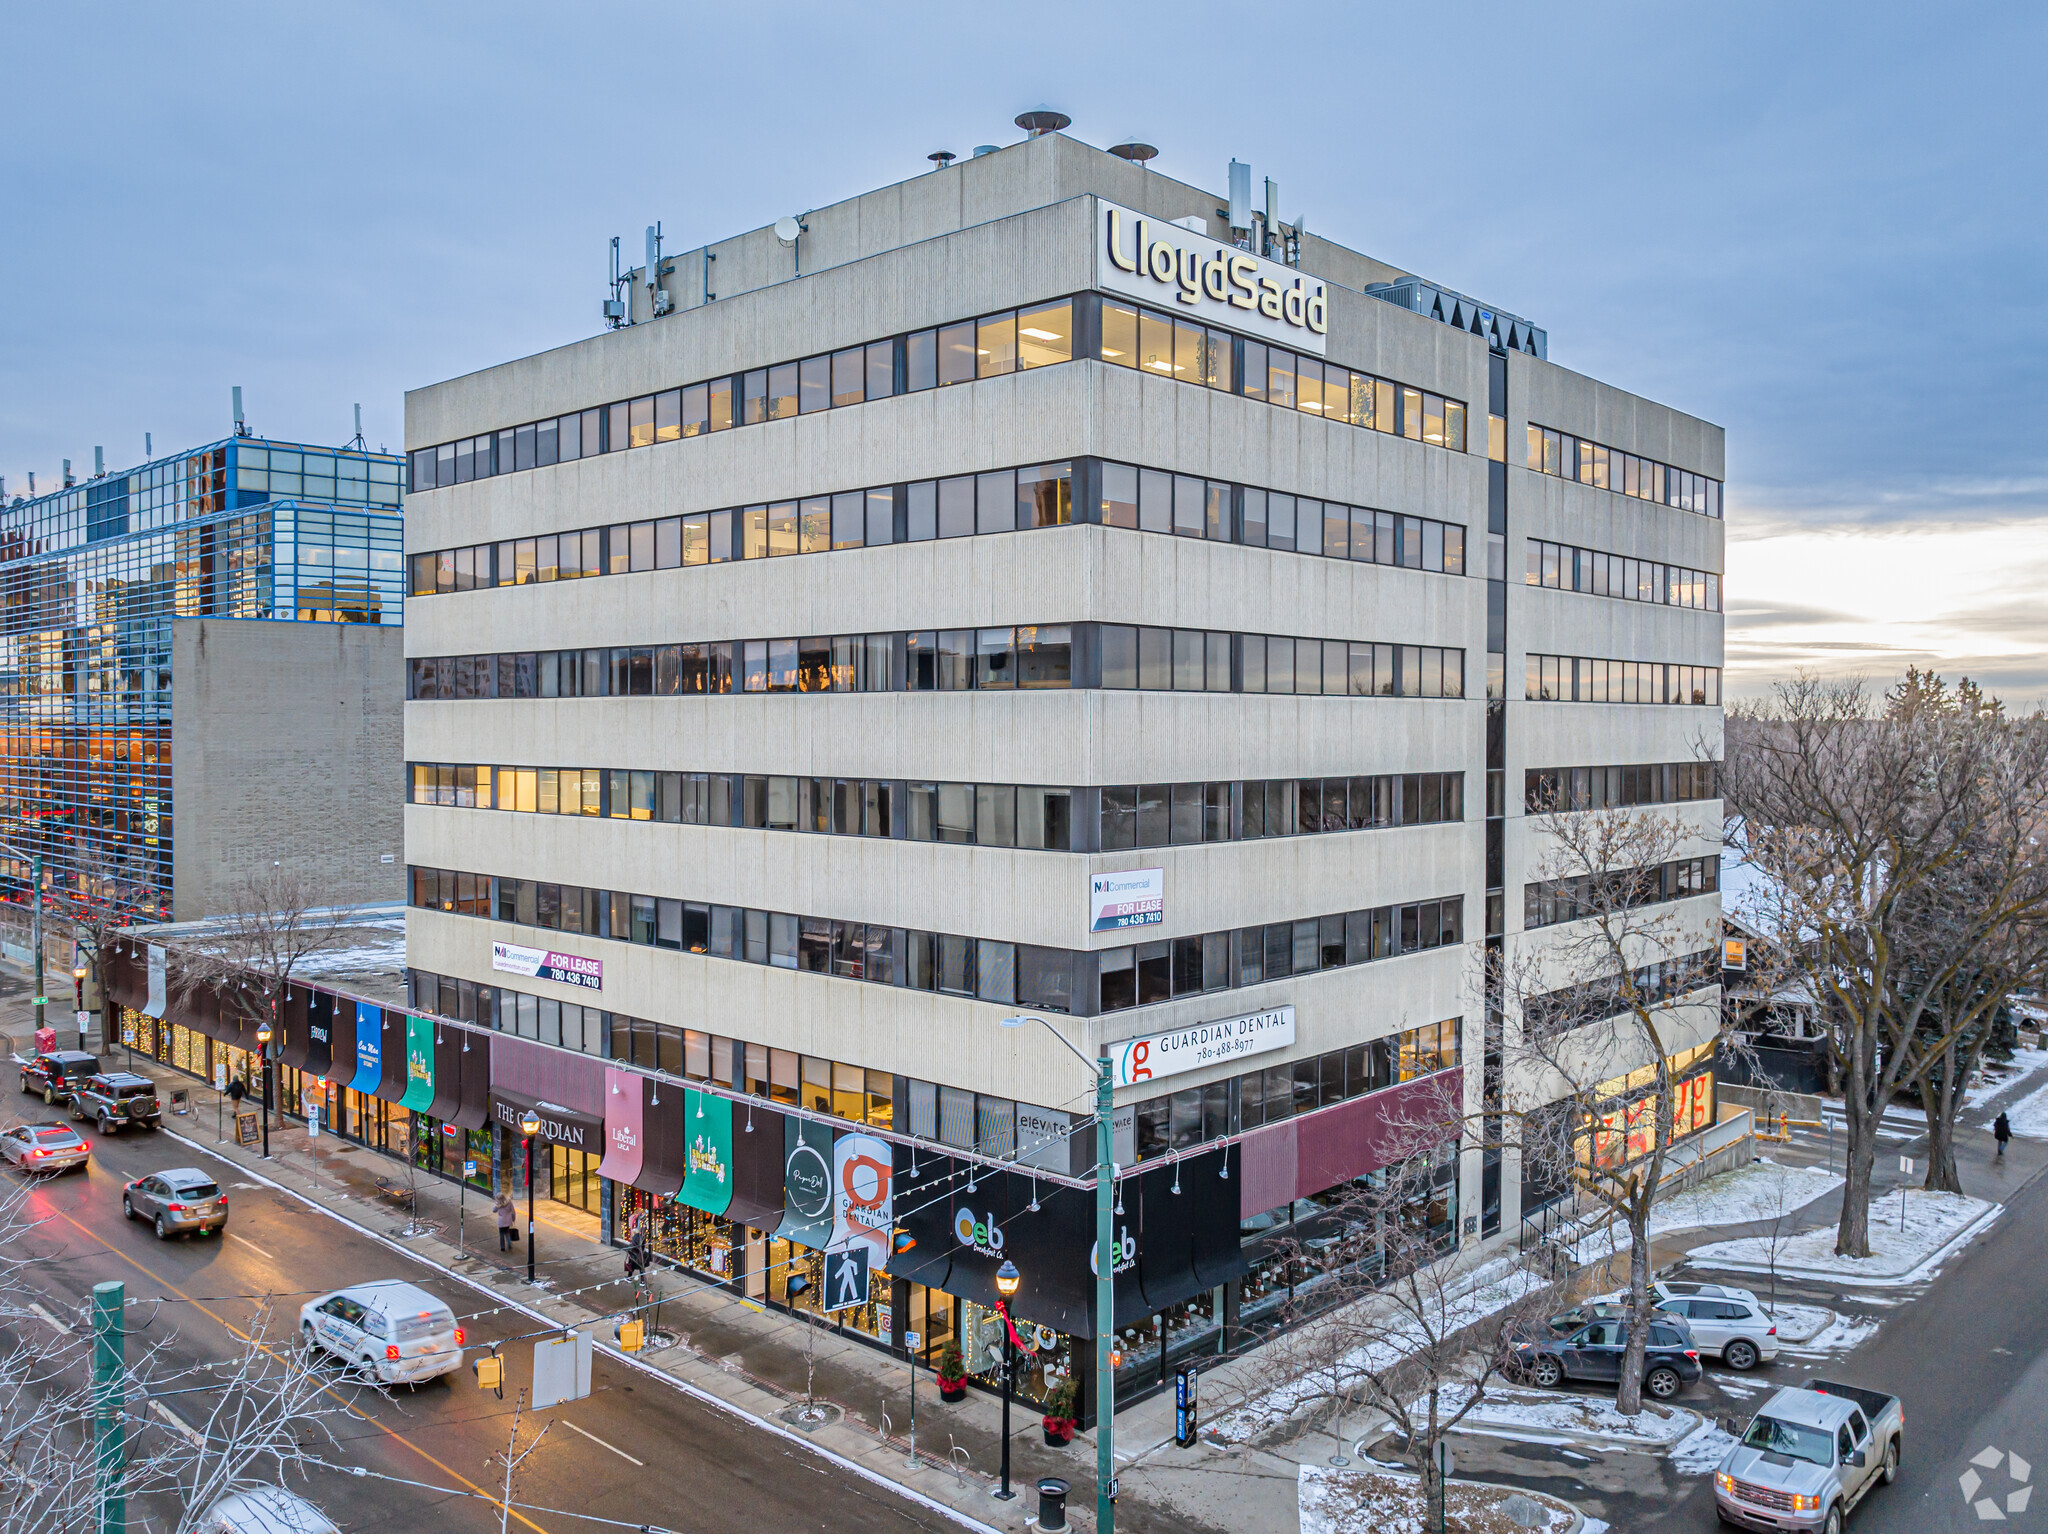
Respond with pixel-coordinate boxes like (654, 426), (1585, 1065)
(928, 150), (956, 171)
(972, 144), (998, 158)
(1108, 139), (1158, 165)
(1015, 108), (1070, 137)
(1365, 276), (1547, 359)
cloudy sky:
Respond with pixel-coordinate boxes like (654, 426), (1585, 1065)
(3, 3), (2041, 701)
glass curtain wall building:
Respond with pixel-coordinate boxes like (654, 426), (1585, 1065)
(0, 436), (404, 920)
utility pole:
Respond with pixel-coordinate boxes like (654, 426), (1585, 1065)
(93, 1280), (125, 1534)
(1096, 1052), (1116, 1534)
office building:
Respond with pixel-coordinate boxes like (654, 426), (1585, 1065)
(401, 127), (1724, 1410)
(0, 429), (406, 923)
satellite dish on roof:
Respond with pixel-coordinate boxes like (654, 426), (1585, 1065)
(774, 215), (803, 246)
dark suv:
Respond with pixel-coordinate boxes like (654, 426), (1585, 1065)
(18, 1051), (104, 1108)
(73, 1072), (162, 1135)
(1510, 1317), (1704, 1399)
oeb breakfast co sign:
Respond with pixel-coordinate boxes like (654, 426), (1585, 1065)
(1111, 1006), (1296, 1089)
(1090, 868), (1163, 933)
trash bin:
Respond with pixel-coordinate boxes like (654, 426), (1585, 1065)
(1036, 1478), (1070, 1532)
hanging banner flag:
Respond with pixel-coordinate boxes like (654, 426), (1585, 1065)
(349, 1004), (383, 1097)
(775, 1117), (835, 1250)
(143, 945), (167, 1019)
(830, 1132), (893, 1261)
(680, 1089), (735, 1216)
(399, 1016), (436, 1112)
(595, 1068), (644, 1185)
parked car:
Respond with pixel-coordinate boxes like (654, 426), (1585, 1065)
(73, 1073), (163, 1135)
(1589, 1278), (1762, 1310)
(298, 1281), (465, 1386)
(1509, 1317), (1703, 1399)
(199, 1487), (340, 1534)
(17, 1051), (104, 1108)
(1715, 1379), (1902, 1533)
(1656, 1293), (1780, 1370)
(1544, 1301), (1629, 1336)
(0, 1123), (92, 1173)
(123, 1168), (228, 1239)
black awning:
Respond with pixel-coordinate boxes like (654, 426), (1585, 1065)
(636, 1076), (686, 1198)
(488, 1086), (603, 1155)
(427, 1023), (464, 1122)
(376, 1011), (409, 1102)
(301, 991), (334, 1077)
(322, 999), (358, 1085)
(998, 1172), (1095, 1339)
(1134, 1159), (1206, 1315)
(1188, 1145), (1250, 1291)
(722, 1099), (786, 1229)
(450, 1028), (490, 1129)
(885, 1147), (957, 1292)
(275, 989), (312, 1070)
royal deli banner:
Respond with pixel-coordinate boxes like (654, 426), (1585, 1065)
(776, 1117), (835, 1250)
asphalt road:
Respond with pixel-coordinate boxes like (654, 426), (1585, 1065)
(1, 1106), (979, 1534)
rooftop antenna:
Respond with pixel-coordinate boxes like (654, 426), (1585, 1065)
(232, 385), (247, 437)
(145, 431), (153, 459)
(927, 149), (956, 171)
(645, 223), (672, 315)
(773, 212), (809, 276)
(1263, 178), (1281, 259)
(1227, 160), (1253, 248)
(347, 404), (367, 452)
(27, 473), (35, 497)
(63, 459), (74, 488)
(1014, 108), (1071, 138)
(93, 447), (104, 479)
(604, 236), (629, 328)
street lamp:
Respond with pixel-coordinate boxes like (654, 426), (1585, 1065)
(994, 1259), (1021, 1502)
(72, 964), (87, 1051)
(519, 1109), (542, 1285)
(1001, 1014), (1118, 1533)
(254, 1022), (273, 1160)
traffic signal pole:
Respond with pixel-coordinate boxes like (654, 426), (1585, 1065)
(93, 1279), (125, 1534)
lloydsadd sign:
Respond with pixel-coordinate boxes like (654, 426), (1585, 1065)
(1097, 200), (1330, 355)
(492, 941), (603, 993)
(1111, 1005), (1296, 1089)
(1090, 868), (1163, 933)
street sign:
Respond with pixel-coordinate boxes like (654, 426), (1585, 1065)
(904, 1330), (921, 1352)
(464, 1159), (478, 1178)
(1433, 1439), (1454, 1478)
(1899, 1156), (1914, 1175)
(306, 1104), (320, 1139)
(822, 1245), (871, 1313)
(532, 1330), (593, 1409)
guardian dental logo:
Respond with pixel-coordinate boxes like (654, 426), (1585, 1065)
(1090, 1224), (1137, 1278)
(954, 1208), (1005, 1256)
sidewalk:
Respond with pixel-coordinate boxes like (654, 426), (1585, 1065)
(2, 993), (1277, 1534)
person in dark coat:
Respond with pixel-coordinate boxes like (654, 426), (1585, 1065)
(1994, 1111), (2012, 1158)
(494, 1190), (518, 1250)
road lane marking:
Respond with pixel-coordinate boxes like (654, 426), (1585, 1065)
(150, 1398), (204, 1447)
(562, 1418), (644, 1466)
(28, 1303), (69, 1335)
(228, 1232), (274, 1260)
(43, 1206), (549, 1534)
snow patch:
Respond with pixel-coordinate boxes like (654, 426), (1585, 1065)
(1968, 1046), (2048, 1112)
(1565, 1159), (1842, 1264)
(1424, 1385), (1697, 1448)
(1671, 1419), (1741, 1474)
(2001, 1077), (2048, 1140)
(1688, 1190), (1998, 1286)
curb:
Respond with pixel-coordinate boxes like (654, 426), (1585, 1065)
(163, 1127), (1008, 1534)
(1448, 1403), (1701, 1453)
(1690, 1200), (2004, 1288)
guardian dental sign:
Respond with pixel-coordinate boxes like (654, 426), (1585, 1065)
(1111, 1005), (1296, 1089)
(1097, 200), (1330, 355)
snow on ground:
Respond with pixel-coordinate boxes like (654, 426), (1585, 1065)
(1210, 1255), (1553, 1444)
(2002, 1077), (2048, 1140)
(1300, 1465), (1575, 1534)
(1689, 1190), (1997, 1285)
(1422, 1385), (1696, 1448)
(1776, 1312), (1880, 1355)
(1968, 1045), (2048, 1111)
(1565, 1159), (1843, 1265)
(1671, 1419), (1742, 1474)
(1754, 1303), (1833, 1344)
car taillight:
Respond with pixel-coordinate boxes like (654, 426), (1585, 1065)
(385, 1345), (401, 1361)
(25, 1149), (44, 1160)
(454, 1328), (466, 1346)
(1686, 1350), (1699, 1360)
(167, 1203), (186, 1213)
(1768, 1326), (1777, 1336)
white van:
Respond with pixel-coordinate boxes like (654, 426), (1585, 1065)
(298, 1280), (464, 1385)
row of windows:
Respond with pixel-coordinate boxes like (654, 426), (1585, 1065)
(408, 293), (1473, 498)
(1522, 857), (1720, 930)
(1101, 299), (1468, 447)
(1525, 424), (1721, 519)
(1131, 1019), (1460, 1160)
(1521, 950), (1717, 1038)
(410, 761), (1465, 852)
(1524, 655), (1720, 706)
(409, 864), (1465, 1018)
(406, 457), (1467, 598)
(406, 626), (1469, 702)
(1524, 761), (1720, 813)
(1525, 539), (1719, 612)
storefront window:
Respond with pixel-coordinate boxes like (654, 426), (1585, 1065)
(961, 1301), (1063, 1409)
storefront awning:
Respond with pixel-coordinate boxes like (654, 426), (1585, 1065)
(489, 1087), (603, 1156)
(772, 1117), (835, 1250)
(276, 989), (312, 1071)
(636, 1076), (685, 1198)
(723, 1102), (786, 1230)
(427, 1024), (465, 1122)
(103, 941), (146, 1013)
(375, 1009), (409, 1102)
(450, 1031), (490, 1130)
(490, 1035), (605, 1120)
(322, 999), (359, 1086)
(677, 1088), (735, 1217)
(398, 1016), (436, 1113)
(301, 991), (334, 1077)
(347, 1004), (384, 1095)
(886, 1148), (958, 1292)
(595, 1068), (643, 1185)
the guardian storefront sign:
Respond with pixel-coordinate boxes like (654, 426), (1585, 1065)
(1097, 199), (1330, 355)
(491, 941), (602, 993)
(1111, 1005), (1296, 1089)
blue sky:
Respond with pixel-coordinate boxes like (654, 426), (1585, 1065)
(3, 2), (2041, 697)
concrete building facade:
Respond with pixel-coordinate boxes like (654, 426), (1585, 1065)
(401, 131), (1724, 1407)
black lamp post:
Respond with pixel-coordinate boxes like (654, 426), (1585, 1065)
(994, 1258), (1021, 1501)
(72, 963), (86, 1051)
(520, 1109), (541, 1284)
(254, 1022), (273, 1159)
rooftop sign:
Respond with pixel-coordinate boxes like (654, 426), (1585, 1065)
(1097, 200), (1329, 355)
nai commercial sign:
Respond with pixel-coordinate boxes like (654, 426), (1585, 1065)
(1091, 868), (1164, 933)
(492, 941), (602, 992)
(1111, 1005), (1296, 1090)
(1097, 199), (1330, 355)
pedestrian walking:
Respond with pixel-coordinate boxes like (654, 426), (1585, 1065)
(1994, 1111), (2012, 1158)
(225, 1076), (247, 1107)
(494, 1190), (518, 1251)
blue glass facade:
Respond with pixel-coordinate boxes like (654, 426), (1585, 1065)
(0, 436), (405, 919)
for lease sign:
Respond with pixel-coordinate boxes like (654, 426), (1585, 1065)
(491, 941), (603, 992)
(1091, 868), (1164, 932)
(1111, 1006), (1296, 1090)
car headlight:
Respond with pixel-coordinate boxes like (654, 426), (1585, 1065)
(1715, 1472), (1735, 1494)
(1790, 1492), (1820, 1512)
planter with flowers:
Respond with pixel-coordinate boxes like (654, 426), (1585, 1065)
(936, 1338), (968, 1402)
(1040, 1374), (1079, 1446)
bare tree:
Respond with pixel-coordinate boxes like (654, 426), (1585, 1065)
(1243, 1079), (1566, 1507)
(1743, 1163), (1801, 1319)
(1725, 672), (2048, 1253)
(1504, 791), (1726, 1414)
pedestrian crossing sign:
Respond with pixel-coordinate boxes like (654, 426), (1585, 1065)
(823, 1245), (870, 1313)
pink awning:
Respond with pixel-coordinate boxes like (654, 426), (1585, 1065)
(595, 1067), (645, 1185)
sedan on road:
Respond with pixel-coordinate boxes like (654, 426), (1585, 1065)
(1, 1123), (91, 1173)
(123, 1168), (228, 1239)
(1510, 1317), (1705, 1400)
